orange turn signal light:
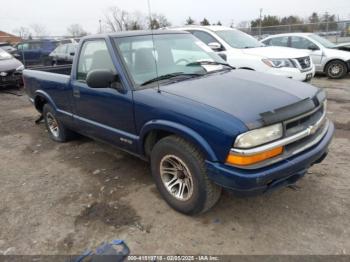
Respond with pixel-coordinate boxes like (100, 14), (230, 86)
(226, 146), (283, 166)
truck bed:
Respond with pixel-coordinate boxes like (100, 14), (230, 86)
(23, 65), (72, 113)
(26, 64), (72, 75)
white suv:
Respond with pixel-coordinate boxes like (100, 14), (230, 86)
(173, 26), (315, 82)
(262, 33), (350, 79)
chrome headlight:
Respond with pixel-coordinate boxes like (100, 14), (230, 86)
(234, 123), (283, 149)
(262, 58), (296, 68)
(16, 65), (25, 71)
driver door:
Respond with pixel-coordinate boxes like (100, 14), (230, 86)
(71, 39), (136, 151)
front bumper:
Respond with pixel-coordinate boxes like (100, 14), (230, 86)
(266, 66), (315, 82)
(0, 73), (23, 87)
(206, 121), (334, 196)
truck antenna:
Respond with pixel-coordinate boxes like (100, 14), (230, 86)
(147, 0), (161, 93)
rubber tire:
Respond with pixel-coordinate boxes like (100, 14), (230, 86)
(150, 136), (222, 215)
(325, 60), (348, 79)
(43, 104), (76, 142)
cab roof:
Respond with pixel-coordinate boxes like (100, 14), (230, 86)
(82, 30), (189, 40)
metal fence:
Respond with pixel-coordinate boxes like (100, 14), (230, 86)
(239, 20), (350, 43)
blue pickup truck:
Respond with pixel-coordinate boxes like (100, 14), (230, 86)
(23, 30), (334, 215)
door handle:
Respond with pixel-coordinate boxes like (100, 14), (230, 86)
(73, 87), (80, 98)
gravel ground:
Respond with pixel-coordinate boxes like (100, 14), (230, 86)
(0, 75), (349, 255)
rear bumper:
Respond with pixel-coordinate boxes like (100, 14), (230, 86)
(206, 121), (334, 196)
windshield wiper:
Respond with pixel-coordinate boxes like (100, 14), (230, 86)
(186, 61), (235, 70)
(140, 72), (202, 86)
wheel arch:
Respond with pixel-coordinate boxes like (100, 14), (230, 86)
(33, 90), (57, 113)
(139, 120), (218, 162)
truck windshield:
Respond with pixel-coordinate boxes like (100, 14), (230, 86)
(309, 34), (336, 49)
(215, 30), (264, 49)
(114, 34), (228, 88)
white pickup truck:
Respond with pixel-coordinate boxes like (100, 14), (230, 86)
(173, 26), (315, 82)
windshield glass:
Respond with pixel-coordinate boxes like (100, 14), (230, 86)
(215, 30), (264, 48)
(0, 49), (12, 60)
(309, 34), (336, 48)
(114, 34), (227, 88)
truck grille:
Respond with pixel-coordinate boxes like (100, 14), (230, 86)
(296, 56), (311, 70)
(285, 104), (325, 137)
(283, 103), (327, 155)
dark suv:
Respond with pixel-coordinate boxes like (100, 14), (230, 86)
(15, 40), (60, 66)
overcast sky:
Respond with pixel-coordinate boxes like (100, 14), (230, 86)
(1, 0), (349, 36)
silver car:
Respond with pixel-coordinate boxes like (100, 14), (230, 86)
(262, 33), (350, 79)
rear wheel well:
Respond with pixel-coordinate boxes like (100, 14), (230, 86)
(34, 96), (48, 113)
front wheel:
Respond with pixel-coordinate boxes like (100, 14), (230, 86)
(325, 60), (347, 79)
(151, 136), (222, 215)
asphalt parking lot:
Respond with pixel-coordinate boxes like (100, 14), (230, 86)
(0, 75), (349, 255)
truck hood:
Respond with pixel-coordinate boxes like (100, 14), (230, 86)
(241, 46), (309, 59)
(160, 70), (319, 129)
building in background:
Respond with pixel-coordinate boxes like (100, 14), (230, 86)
(0, 31), (22, 44)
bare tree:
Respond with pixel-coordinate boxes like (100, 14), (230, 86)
(30, 24), (48, 38)
(104, 6), (130, 32)
(128, 11), (146, 30)
(237, 21), (250, 29)
(67, 24), (88, 37)
(104, 6), (170, 32)
(148, 13), (171, 29)
(13, 27), (31, 39)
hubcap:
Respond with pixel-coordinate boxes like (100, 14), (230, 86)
(329, 64), (343, 76)
(160, 155), (194, 201)
(46, 112), (59, 137)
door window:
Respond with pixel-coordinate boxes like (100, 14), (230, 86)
(190, 31), (219, 45)
(77, 40), (115, 81)
(269, 36), (289, 47)
(290, 36), (317, 50)
(17, 43), (29, 50)
(29, 42), (41, 50)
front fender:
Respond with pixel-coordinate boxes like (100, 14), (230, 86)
(139, 120), (218, 162)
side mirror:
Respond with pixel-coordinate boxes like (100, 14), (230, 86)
(70, 52), (75, 56)
(86, 69), (119, 89)
(208, 42), (222, 51)
(308, 45), (319, 51)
